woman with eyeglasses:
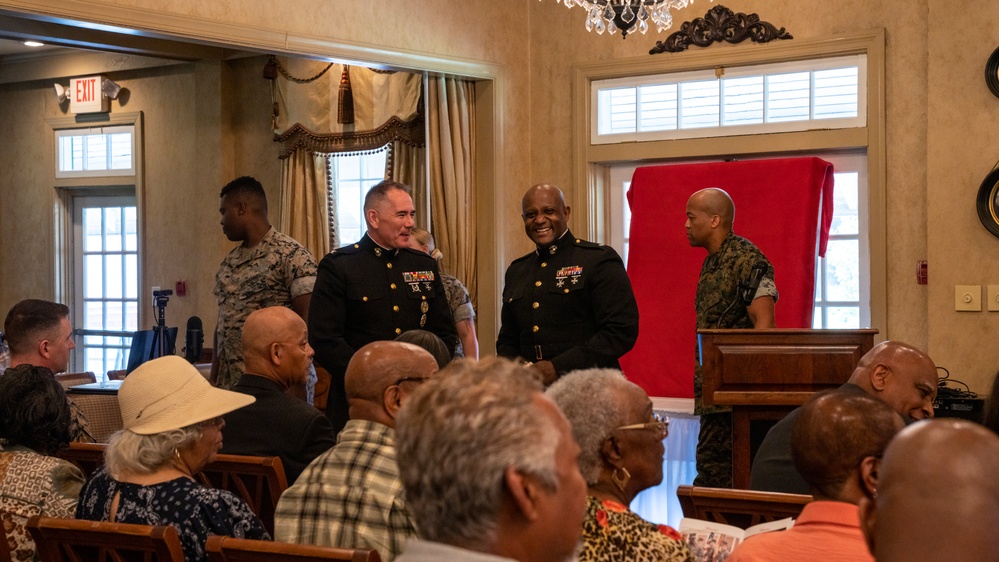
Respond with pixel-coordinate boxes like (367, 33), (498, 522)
(548, 368), (694, 562)
(76, 356), (269, 561)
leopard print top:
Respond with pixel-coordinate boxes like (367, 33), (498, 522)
(580, 496), (695, 562)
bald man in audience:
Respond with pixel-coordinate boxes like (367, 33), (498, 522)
(220, 307), (335, 484)
(751, 340), (937, 494)
(860, 419), (999, 562)
(729, 392), (903, 562)
(274, 341), (438, 561)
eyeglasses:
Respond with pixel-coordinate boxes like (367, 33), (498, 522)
(615, 412), (669, 439)
(393, 376), (429, 386)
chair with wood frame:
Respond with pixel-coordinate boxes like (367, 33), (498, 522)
(56, 441), (106, 479)
(26, 515), (185, 562)
(196, 454), (288, 536)
(52, 372), (97, 390)
(676, 484), (812, 529)
(206, 536), (382, 562)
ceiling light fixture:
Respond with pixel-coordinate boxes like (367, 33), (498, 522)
(543, 0), (706, 38)
(23, 40), (44, 47)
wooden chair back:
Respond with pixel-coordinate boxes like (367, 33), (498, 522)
(53, 372), (96, 390)
(57, 442), (107, 479)
(196, 454), (288, 536)
(676, 484), (812, 528)
(206, 536), (382, 562)
(26, 515), (185, 562)
(54, 444), (286, 535)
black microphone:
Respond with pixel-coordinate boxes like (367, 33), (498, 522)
(740, 261), (769, 306)
(184, 316), (204, 363)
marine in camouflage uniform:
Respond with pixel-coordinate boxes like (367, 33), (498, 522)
(693, 231), (778, 488)
(214, 227), (317, 390)
(440, 273), (474, 358)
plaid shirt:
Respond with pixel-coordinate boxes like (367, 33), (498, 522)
(274, 419), (416, 561)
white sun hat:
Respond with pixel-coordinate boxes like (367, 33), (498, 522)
(118, 355), (255, 435)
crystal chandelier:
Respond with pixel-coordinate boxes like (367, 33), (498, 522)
(544, 0), (702, 38)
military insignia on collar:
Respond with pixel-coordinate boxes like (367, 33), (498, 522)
(549, 245), (557, 255)
(374, 247), (382, 257)
(555, 265), (583, 287)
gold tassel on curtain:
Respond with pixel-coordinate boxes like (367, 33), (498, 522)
(338, 65), (354, 124)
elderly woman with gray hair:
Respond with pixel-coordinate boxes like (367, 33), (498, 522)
(548, 368), (694, 562)
(76, 356), (269, 561)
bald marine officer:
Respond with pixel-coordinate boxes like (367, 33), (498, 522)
(309, 180), (458, 434)
(497, 183), (639, 385)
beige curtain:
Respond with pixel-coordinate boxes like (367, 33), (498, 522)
(389, 141), (427, 224)
(270, 57), (425, 253)
(427, 76), (476, 307)
(280, 148), (330, 259)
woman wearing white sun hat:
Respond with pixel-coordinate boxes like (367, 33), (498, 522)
(76, 355), (269, 561)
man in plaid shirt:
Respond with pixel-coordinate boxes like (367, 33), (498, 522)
(274, 340), (439, 560)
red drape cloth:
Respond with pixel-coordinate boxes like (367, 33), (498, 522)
(620, 157), (835, 398)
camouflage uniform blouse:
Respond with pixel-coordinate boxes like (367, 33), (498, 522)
(440, 273), (474, 358)
(214, 227), (317, 389)
(694, 232), (777, 414)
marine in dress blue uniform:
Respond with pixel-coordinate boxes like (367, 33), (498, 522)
(497, 184), (638, 383)
(309, 182), (457, 434)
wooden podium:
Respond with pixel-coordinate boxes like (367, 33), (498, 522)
(698, 328), (878, 489)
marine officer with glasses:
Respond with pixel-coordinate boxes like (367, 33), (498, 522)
(275, 340), (440, 560)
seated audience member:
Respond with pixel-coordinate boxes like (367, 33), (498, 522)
(751, 341), (937, 493)
(547, 369), (693, 562)
(860, 419), (999, 562)
(394, 357), (587, 562)
(4, 299), (91, 441)
(982, 368), (999, 435)
(728, 391), (903, 562)
(220, 307), (335, 484)
(395, 329), (450, 369)
(408, 227), (478, 359)
(275, 341), (439, 560)
(0, 365), (86, 561)
(76, 356), (269, 561)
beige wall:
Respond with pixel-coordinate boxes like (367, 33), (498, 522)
(2, 0), (999, 393)
(0, 57), (279, 338)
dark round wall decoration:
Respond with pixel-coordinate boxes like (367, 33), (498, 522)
(976, 167), (999, 238)
(987, 45), (999, 98)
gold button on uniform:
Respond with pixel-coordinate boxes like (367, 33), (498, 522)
(532, 325), (539, 332)
(387, 263), (393, 269)
(362, 296), (368, 302)
(395, 328), (402, 334)
(564, 289), (570, 293)
(391, 283), (397, 290)
(535, 280), (542, 287)
(393, 305), (400, 312)
(421, 296), (427, 300)
(541, 262), (547, 267)
(532, 302), (539, 309)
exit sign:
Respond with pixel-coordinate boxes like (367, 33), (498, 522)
(69, 75), (110, 114)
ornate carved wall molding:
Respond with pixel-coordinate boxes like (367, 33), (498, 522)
(649, 5), (792, 55)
